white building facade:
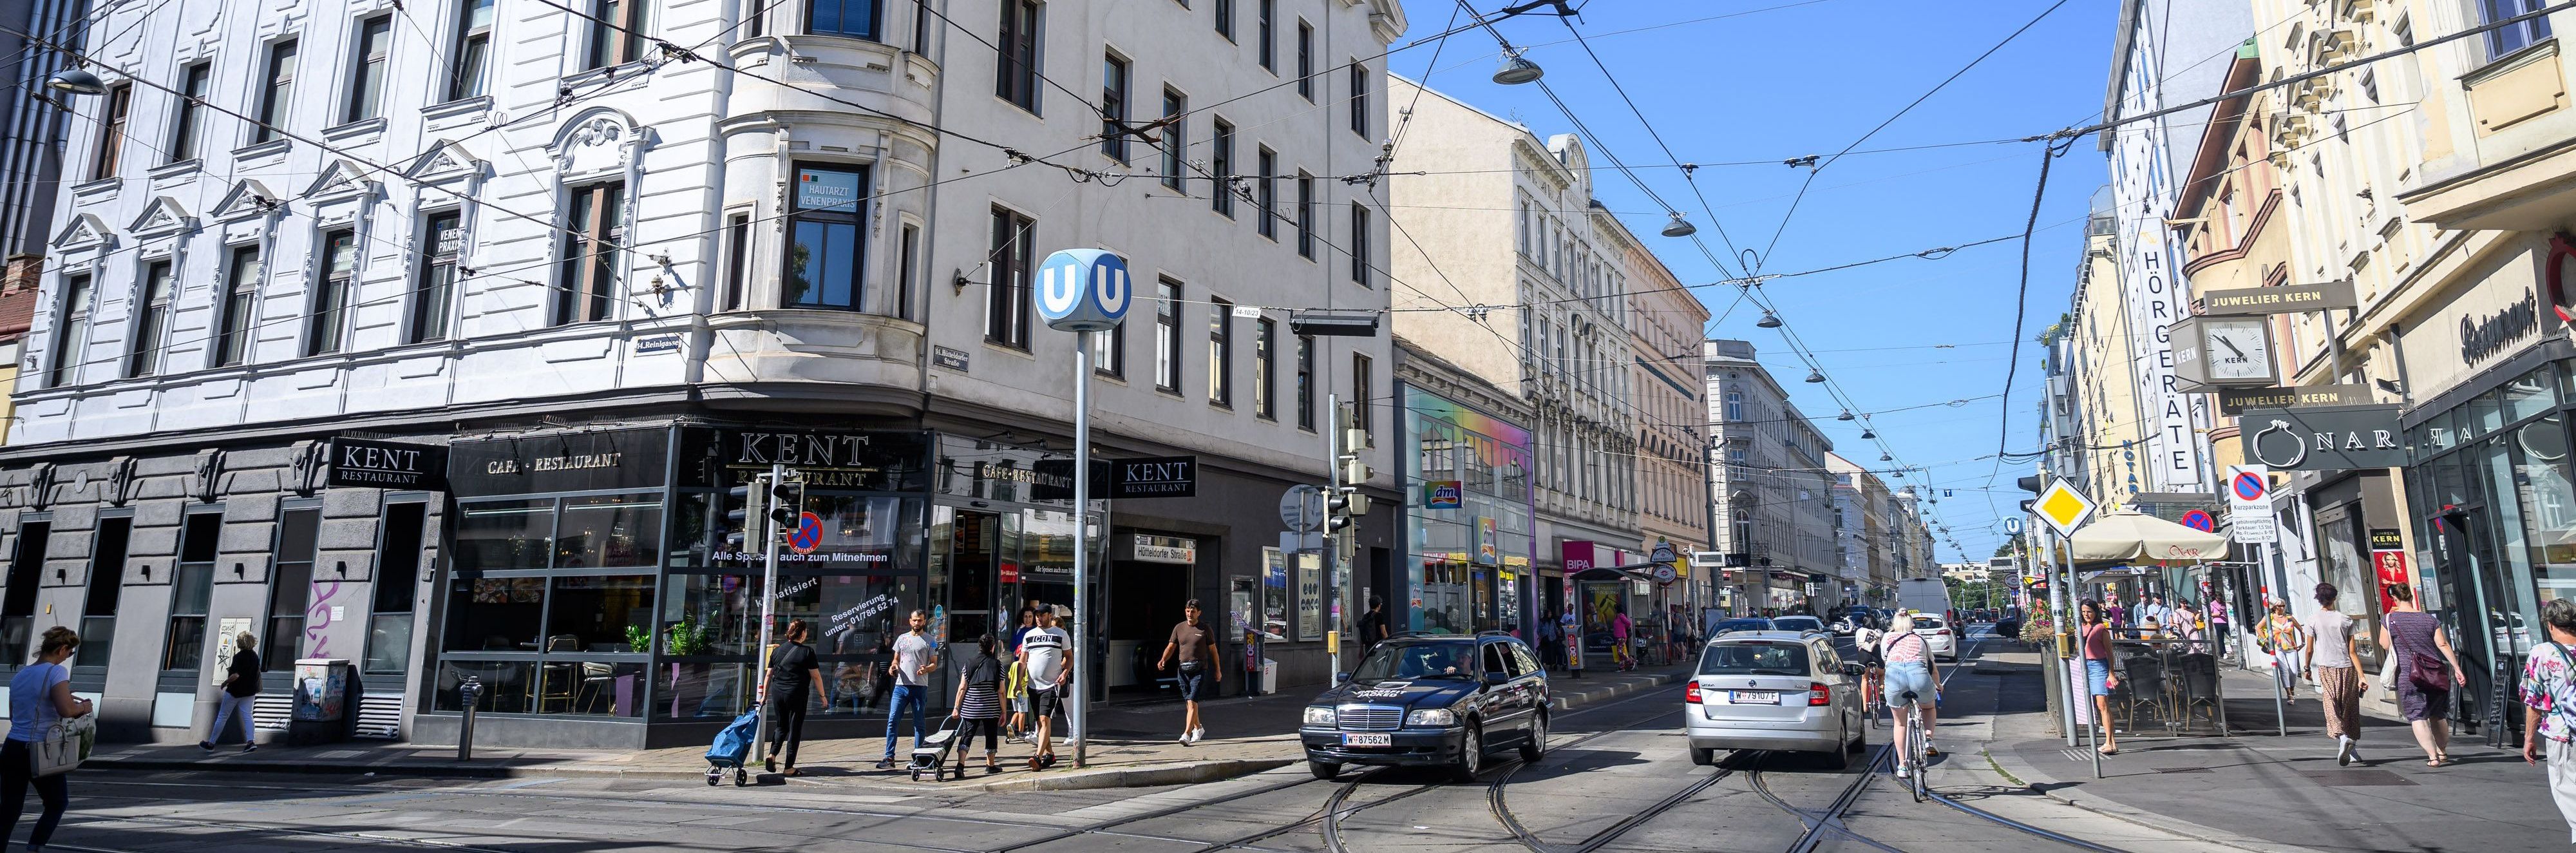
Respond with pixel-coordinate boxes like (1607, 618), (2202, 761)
(3, 0), (1405, 749)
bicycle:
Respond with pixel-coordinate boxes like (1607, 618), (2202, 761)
(1897, 689), (1928, 803)
(1860, 664), (1885, 729)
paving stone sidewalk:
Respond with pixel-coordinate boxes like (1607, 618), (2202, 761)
(84, 661), (1690, 792)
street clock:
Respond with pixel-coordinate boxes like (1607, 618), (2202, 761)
(2171, 315), (2279, 391)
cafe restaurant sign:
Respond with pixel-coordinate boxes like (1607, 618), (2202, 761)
(449, 426), (670, 495)
(327, 438), (447, 490)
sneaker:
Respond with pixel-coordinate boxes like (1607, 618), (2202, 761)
(875, 758), (895, 770)
(1190, 727), (1206, 743)
(1922, 742), (1938, 758)
(2337, 736), (2356, 767)
(242, 744), (258, 753)
(1177, 731), (1193, 745)
(197, 741), (214, 752)
(1893, 765), (1911, 780)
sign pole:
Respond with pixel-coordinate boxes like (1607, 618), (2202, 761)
(1072, 332), (1093, 769)
(757, 462), (783, 758)
(2056, 528), (2079, 747)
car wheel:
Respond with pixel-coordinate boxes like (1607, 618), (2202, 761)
(1690, 747), (1716, 766)
(1451, 724), (1483, 781)
(1818, 721), (1850, 771)
(1519, 713), (1547, 762)
(1309, 761), (1341, 780)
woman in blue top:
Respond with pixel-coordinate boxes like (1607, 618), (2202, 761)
(6, 626), (91, 851)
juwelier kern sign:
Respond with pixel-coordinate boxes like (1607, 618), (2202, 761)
(2237, 405), (2409, 472)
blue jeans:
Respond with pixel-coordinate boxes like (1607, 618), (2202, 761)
(882, 684), (926, 760)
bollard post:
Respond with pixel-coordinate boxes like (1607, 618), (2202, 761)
(457, 676), (483, 762)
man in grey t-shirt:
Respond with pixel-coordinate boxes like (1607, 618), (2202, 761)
(876, 610), (939, 768)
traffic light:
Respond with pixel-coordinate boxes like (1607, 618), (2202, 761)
(1326, 486), (1364, 532)
(2016, 474), (2044, 515)
(767, 475), (804, 532)
(724, 483), (759, 550)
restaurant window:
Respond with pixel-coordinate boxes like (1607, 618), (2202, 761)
(214, 246), (261, 367)
(49, 274), (90, 387)
(555, 181), (625, 325)
(344, 15), (394, 123)
(1209, 297), (1233, 407)
(254, 40), (297, 144)
(996, 0), (1040, 112)
(585, 0), (647, 70)
(448, 0), (497, 101)
(784, 165), (867, 310)
(1254, 316), (1276, 420)
(986, 207), (1034, 348)
(307, 228), (357, 356)
(266, 504), (321, 671)
(412, 213), (462, 343)
(808, 0), (881, 39)
(167, 62), (209, 164)
(365, 502), (428, 675)
(1155, 278), (1182, 392)
(127, 260), (172, 377)
(162, 513), (218, 671)
(88, 83), (128, 181)
(76, 516), (129, 669)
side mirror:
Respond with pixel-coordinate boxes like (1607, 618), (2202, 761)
(1485, 671), (1510, 685)
(1334, 671), (1352, 685)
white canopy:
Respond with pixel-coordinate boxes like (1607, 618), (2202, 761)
(2067, 508), (2230, 567)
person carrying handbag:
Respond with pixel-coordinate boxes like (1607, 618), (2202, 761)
(2379, 583), (2464, 767)
(6, 626), (93, 851)
(200, 632), (260, 752)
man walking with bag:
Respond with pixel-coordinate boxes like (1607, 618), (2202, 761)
(1159, 600), (1224, 745)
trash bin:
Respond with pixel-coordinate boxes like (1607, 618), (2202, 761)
(1260, 658), (1278, 695)
(289, 658), (351, 746)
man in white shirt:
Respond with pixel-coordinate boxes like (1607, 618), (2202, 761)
(1018, 606), (1072, 769)
(875, 610), (938, 769)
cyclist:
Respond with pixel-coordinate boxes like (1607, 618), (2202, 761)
(1854, 624), (1887, 725)
(1881, 611), (1942, 780)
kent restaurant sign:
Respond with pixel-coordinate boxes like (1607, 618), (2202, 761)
(328, 438), (448, 490)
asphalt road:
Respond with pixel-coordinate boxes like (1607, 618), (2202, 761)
(25, 625), (2108, 853)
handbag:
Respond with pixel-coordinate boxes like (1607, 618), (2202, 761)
(2409, 652), (2453, 692)
(30, 666), (93, 778)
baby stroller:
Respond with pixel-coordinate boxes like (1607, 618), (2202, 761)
(909, 714), (963, 781)
(705, 709), (761, 787)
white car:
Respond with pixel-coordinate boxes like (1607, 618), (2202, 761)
(1772, 615), (1826, 636)
(1911, 615), (1958, 661)
(1685, 631), (1866, 769)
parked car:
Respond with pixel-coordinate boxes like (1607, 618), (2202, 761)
(1911, 614), (1958, 661)
(1300, 633), (1549, 781)
(1707, 618), (1774, 638)
(1772, 615), (1827, 635)
(1685, 631), (1866, 769)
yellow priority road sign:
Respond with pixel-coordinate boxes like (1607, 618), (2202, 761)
(2034, 481), (2096, 537)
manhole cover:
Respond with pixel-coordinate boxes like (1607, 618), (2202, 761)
(2299, 769), (2416, 786)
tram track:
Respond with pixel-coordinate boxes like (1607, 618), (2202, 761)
(1318, 687), (1685, 853)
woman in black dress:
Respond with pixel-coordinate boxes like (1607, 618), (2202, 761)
(763, 620), (828, 776)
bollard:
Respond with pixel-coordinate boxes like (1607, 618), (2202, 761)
(457, 676), (483, 762)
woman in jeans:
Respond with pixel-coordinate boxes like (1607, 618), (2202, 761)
(199, 632), (260, 752)
(2520, 598), (2576, 841)
(1879, 612), (1940, 778)
(5, 626), (92, 852)
(2304, 583), (2367, 766)
(2080, 600), (2119, 756)
(951, 634), (1005, 774)
(2380, 583), (2464, 766)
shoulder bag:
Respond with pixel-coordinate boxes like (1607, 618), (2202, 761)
(2405, 617), (2454, 692)
(30, 666), (93, 777)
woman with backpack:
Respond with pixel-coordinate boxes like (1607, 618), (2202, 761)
(2521, 598), (2576, 840)
(951, 634), (1005, 774)
(5, 627), (91, 850)
(2380, 583), (2463, 767)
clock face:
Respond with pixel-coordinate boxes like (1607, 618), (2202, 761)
(2203, 320), (2273, 381)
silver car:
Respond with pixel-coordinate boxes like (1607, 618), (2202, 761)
(1684, 631), (1866, 769)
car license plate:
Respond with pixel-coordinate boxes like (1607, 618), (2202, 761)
(1728, 691), (1779, 704)
(1342, 733), (1392, 747)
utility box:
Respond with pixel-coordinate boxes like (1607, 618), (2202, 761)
(289, 658), (352, 745)
(1260, 658), (1279, 695)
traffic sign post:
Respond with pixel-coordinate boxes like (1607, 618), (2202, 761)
(1036, 248), (1131, 770)
(754, 463), (788, 757)
(2028, 478), (2095, 750)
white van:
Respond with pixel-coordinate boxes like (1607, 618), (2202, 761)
(1896, 579), (1955, 625)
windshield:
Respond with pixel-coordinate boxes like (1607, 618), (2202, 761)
(1914, 617), (1946, 631)
(1700, 641), (1812, 676)
(1774, 617), (1823, 632)
(1350, 642), (1479, 680)
(1711, 619), (1772, 634)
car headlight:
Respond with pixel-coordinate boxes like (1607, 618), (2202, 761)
(1406, 708), (1457, 727)
(1305, 706), (1338, 726)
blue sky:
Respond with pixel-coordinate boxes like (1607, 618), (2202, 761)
(1403, 0), (2125, 562)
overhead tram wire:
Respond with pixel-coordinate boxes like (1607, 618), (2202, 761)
(1992, 136), (2074, 460)
(1550, 12), (1751, 268)
(1754, 0), (2077, 271)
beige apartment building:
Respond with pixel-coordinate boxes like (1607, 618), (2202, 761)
(1626, 245), (1714, 611)
(2061, 193), (2151, 504)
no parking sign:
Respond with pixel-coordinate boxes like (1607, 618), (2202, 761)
(2225, 465), (2276, 544)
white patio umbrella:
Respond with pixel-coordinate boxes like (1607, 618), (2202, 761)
(2067, 508), (2230, 567)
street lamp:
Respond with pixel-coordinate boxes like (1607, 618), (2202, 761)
(1660, 213), (1697, 238)
(1756, 311), (1782, 329)
(1836, 409), (1855, 421)
(44, 68), (104, 95)
(1492, 51), (1544, 85)
(1803, 369), (1824, 384)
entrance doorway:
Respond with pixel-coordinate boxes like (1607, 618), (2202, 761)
(948, 510), (1000, 649)
(1108, 557), (1188, 693)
